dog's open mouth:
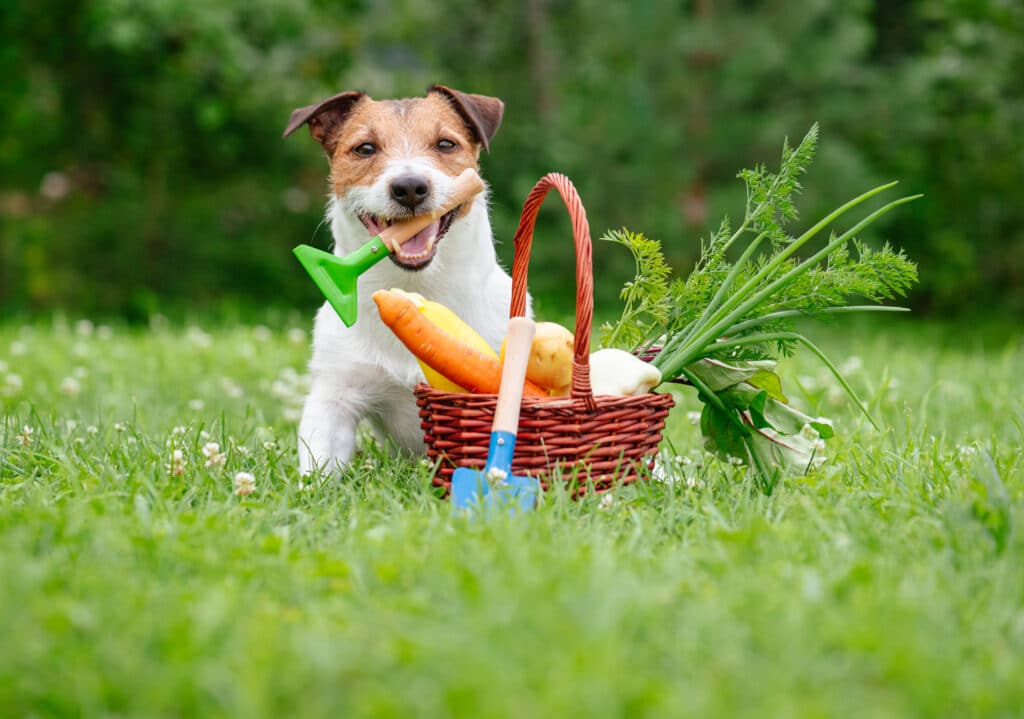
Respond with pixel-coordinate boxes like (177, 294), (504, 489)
(358, 207), (460, 270)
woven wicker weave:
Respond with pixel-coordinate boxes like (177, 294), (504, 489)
(415, 173), (675, 494)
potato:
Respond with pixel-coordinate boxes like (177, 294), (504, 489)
(501, 321), (574, 392)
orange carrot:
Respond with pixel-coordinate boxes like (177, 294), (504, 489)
(372, 290), (549, 398)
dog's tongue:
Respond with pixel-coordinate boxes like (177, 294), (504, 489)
(393, 219), (439, 262)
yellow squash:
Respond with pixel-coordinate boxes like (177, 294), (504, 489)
(389, 289), (497, 392)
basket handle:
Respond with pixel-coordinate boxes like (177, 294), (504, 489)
(509, 173), (597, 409)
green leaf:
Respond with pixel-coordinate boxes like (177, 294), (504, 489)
(699, 403), (751, 464)
(685, 358), (761, 392)
(599, 228), (672, 350)
(748, 391), (774, 431)
(747, 369), (788, 403)
(810, 420), (835, 440)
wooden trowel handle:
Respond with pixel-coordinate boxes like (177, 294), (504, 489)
(493, 317), (536, 435)
(379, 168), (485, 250)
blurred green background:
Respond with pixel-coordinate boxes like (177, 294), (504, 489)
(2, 0), (1022, 320)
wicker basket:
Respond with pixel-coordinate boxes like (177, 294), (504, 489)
(415, 173), (675, 495)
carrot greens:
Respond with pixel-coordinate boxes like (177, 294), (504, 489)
(600, 126), (919, 491)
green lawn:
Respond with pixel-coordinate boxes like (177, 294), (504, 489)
(1, 316), (1022, 718)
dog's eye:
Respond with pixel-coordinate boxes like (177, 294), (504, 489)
(352, 143), (377, 157)
(436, 139), (457, 153)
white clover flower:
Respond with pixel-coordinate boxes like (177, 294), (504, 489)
(839, 356), (863, 375)
(599, 493), (616, 510)
(86, 425), (98, 434)
(199, 430), (210, 440)
(60, 376), (82, 397)
(800, 423), (820, 441)
(114, 422), (127, 432)
(726, 455), (745, 466)
(262, 440), (277, 451)
(283, 408), (302, 423)
(169, 449), (186, 476)
(65, 419), (78, 432)
(233, 471), (256, 496)
(220, 377), (244, 399)
(887, 377), (901, 397)
(202, 442), (226, 467)
(287, 328), (307, 344)
(252, 325), (272, 342)
(10, 341), (27, 356)
(16, 426), (34, 446)
(172, 425), (187, 436)
(186, 326), (212, 349)
(97, 325), (113, 340)
(797, 374), (819, 391)
(75, 319), (94, 337)
(485, 467), (508, 484)
(188, 399), (205, 412)
(4, 373), (24, 395)
(235, 444), (250, 456)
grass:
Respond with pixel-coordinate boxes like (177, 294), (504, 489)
(1, 314), (1022, 718)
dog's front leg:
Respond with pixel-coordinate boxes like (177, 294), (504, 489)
(297, 377), (364, 475)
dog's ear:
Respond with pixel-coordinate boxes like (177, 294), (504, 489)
(428, 85), (504, 152)
(282, 91), (366, 155)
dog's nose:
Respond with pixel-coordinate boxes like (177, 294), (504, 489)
(389, 175), (431, 211)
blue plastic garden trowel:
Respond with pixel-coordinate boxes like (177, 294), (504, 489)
(293, 168), (485, 326)
(451, 317), (541, 513)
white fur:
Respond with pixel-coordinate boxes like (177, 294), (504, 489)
(297, 159), (527, 475)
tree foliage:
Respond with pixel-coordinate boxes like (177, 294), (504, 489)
(1, 0), (1021, 316)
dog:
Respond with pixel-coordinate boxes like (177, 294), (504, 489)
(284, 85), (527, 474)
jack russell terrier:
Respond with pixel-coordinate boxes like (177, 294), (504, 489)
(283, 85), (528, 475)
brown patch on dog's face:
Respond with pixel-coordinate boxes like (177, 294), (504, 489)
(326, 95), (480, 195)
(284, 87), (504, 269)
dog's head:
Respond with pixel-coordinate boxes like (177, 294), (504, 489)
(284, 85), (503, 270)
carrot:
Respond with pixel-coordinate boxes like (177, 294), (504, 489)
(372, 290), (549, 398)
